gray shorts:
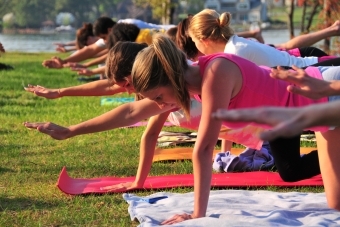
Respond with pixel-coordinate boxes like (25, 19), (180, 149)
(319, 66), (340, 102)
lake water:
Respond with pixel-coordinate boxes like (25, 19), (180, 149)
(0, 29), (300, 53)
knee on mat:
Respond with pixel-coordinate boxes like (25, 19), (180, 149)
(278, 172), (301, 182)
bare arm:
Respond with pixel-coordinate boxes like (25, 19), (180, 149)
(93, 48), (108, 58)
(24, 98), (173, 140)
(71, 65), (106, 77)
(25, 79), (125, 99)
(83, 53), (108, 67)
(135, 112), (170, 185)
(271, 66), (340, 99)
(62, 42), (106, 63)
(162, 59), (242, 224)
(53, 40), (76, 47)
(101, 111), (171, 191)
(212, 100), (340, 141)
(275, 20), (340, 50)
(42, 42), (107, 68)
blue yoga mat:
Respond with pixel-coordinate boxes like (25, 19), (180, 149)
(101, 97), (135, 106)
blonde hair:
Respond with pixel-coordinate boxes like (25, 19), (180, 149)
(189, 9), (234, 42)
(131, 34), (191, 118)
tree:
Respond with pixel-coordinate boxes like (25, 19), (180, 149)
(286, 0), (340, 54)
(317, 0), (340, 53)
(287, 0), (295, 39)
(134, 0), (178, 24)
(4, 0), (55, 28)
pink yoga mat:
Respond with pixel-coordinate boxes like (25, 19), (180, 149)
(57, 167), (323, 195)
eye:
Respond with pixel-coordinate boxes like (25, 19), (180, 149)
(155, 96), (162, 101)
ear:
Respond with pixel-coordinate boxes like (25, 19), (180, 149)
(200, 38), (210, 47)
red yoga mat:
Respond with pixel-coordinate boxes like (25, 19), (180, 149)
(57, 167), (323, 195)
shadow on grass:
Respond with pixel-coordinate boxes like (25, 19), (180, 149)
(0, 167), (15, 173)
(0, 197), (60, 212)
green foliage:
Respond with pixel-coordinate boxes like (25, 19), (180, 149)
(0, 0), (124, 28)
(134, 0), (177, 24)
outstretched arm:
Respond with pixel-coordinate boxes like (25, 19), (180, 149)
(275, 20), (340, 50)
(211, 100), (340, 141)
(24, 79), (125, 99)
(101, 111), (171, 191)
(23, 98), (173, 140)
(42, 42), (106, 69)
(82, 53), (108, 68)
(271, 65), (340, 99)
(71, 65), (106, 77)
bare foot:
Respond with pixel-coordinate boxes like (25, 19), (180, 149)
(330, 20), (340, 36)
(252, 29), (265, 44)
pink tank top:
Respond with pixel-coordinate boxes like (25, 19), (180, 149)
(195, 53), (328, 131)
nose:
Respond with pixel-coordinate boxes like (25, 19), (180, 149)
(155, 100), (168, 109)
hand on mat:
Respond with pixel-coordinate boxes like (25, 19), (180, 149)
(100, 182), (139, 192)
(42, 57), (64, 69)
(64, 62), (86, 69)
(24, 84), (60, 99)
(23, 122), (71, 140)
(161, 213), (193, 225)
(212, 107), (306, 141)
(271, 65), (331, 99)
(71, 68), (95, 76)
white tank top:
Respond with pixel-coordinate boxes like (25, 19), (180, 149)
(224, 35), (318, 67)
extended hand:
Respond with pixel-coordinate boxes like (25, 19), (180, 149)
(212, 107), (306, 141)
(24, 84), (60, 99)
(161, 213), (193, 225)
(100, 182), (140, 192)
(71, 67), (94, 76)
(42, 57), (65, 69)
(64, 62), (86, 68)
(23, 122), (72, 140)
(270, 65), (330, 99)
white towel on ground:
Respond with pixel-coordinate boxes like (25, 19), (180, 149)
(123, 190), (340, 227)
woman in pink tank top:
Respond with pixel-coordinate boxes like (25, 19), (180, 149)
(130, 35), (340, 225)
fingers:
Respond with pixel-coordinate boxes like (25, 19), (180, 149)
(23, 122), (47, 129)
(286, 84), (306, 96)
(161, 213), (192, 225)
(100, 183), (129, 192)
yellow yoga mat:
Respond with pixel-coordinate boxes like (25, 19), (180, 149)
(152, 147), (316, 162)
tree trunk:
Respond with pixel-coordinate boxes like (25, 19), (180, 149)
(324, 0), (331, 53)
(300, 0), (307, 33)
(287, 0), (295, 39)
(305, 0), (320, 32)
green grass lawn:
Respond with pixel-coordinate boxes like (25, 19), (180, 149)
(0, 52), (322, 226)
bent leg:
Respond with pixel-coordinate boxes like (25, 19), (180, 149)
(316, 128), (340, 211)
(269, 135), (320, 182)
